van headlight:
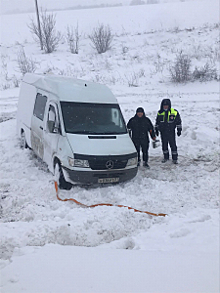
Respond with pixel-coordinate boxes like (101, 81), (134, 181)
(68, 157), (89, 168)
(126, 157), (138, 167)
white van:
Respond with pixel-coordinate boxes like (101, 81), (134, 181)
(17, 73), (138, 189)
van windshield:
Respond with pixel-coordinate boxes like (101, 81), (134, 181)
(60, 102), (127, 135)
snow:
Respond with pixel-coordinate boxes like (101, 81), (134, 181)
(48, 0), (215, 35)
(0, 0), (214, 15)
(1, 245), (219, 293)
(0, 0), (219, 292)
(1, 0), (219, 45)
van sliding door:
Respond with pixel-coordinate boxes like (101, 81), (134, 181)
(31, 91), (47, 159)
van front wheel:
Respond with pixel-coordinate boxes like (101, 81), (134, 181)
(54, 162), (72, 190)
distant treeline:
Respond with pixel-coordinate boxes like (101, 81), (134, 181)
(3, 3), (123, 15)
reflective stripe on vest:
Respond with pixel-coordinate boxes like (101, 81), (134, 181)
(157, 108), (177, 122)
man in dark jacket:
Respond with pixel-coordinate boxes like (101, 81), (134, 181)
(127, 107), (156, 168)
(155, 98), (182, 164)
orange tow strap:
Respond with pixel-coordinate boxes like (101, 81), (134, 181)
(54, 181), (166, 217)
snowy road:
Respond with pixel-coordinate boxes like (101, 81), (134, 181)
(0, 97), (219, 291)
(0, 92), (219, 261)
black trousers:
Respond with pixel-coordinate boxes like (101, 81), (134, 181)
(161, 132), (178, 160)
(132, 138), (149, 162)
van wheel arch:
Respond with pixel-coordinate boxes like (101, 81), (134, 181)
(20, 129), (28, 149)
(53, 158), (72, 190)
(53, 157), (59, 172)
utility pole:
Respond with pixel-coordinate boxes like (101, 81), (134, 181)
(34, 0), (43, 50)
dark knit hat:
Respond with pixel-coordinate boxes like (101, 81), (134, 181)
(163, 100), (170, 106)
(136, 107), (144, 113)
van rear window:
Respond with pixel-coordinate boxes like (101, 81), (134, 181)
(33, 94), (47, 121)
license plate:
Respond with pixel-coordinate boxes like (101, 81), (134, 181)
(98, 177), (119, 184)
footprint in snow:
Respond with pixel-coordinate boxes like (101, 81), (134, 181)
(170, 228), (191, 238)
(188, 214), (211, 223)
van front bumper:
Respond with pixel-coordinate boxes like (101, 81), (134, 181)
(62, 166), (138, 185)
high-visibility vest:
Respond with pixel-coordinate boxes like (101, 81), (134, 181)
(157, 108), (178, 122)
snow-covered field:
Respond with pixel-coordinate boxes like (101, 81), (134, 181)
(0, 0), (211, 15)
(0, 0), (219, 292)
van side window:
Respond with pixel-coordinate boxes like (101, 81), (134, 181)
(33, 93), (47, 121)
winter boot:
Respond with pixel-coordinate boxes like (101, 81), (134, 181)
(172, 160), (178, 164)
(162, 158), (168, 163)
(144, 162), (150, 169)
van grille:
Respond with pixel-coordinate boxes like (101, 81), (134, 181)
(89, 159), (127, 170)
(74, 153), (137, 171)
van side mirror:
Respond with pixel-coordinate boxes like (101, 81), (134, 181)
(47, 120), (55, 133)
(48, 120), (60, 134)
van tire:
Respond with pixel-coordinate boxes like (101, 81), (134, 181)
(20, 131), (28, 149)
(54, 162), (72, 190)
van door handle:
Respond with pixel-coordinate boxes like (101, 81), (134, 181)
(39, 126), (43, 130)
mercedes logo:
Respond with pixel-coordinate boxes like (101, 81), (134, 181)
(105, 160), (114, 169)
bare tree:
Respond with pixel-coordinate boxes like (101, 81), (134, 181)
(1, 54), (9, 81)
(66, 24), (80, 54)
(125, 72), (139, 87)
(169, 51), (191, 83)
(28, 9), (61, 53)
(89, 24), (113, 54)
(192, 62), (217, 82)
(17, 47), (37, 75)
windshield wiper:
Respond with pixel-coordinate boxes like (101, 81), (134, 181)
(68, 130), (98, 134)
(67, 130), (127, 135)
(101, 132), (127, 135)
(86, 131), (98, 134)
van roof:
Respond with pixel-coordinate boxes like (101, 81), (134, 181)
(23, 73), (117, 104)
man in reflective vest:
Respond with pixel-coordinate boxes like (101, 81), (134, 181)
(155, 98), (182, 164)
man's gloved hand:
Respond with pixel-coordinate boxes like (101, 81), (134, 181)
(177, 129), (182, 137)
(155, 129), (159, 136)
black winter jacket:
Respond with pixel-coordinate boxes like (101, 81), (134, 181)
(127, 114), (155, 141)
(155, 99), (182, 133)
